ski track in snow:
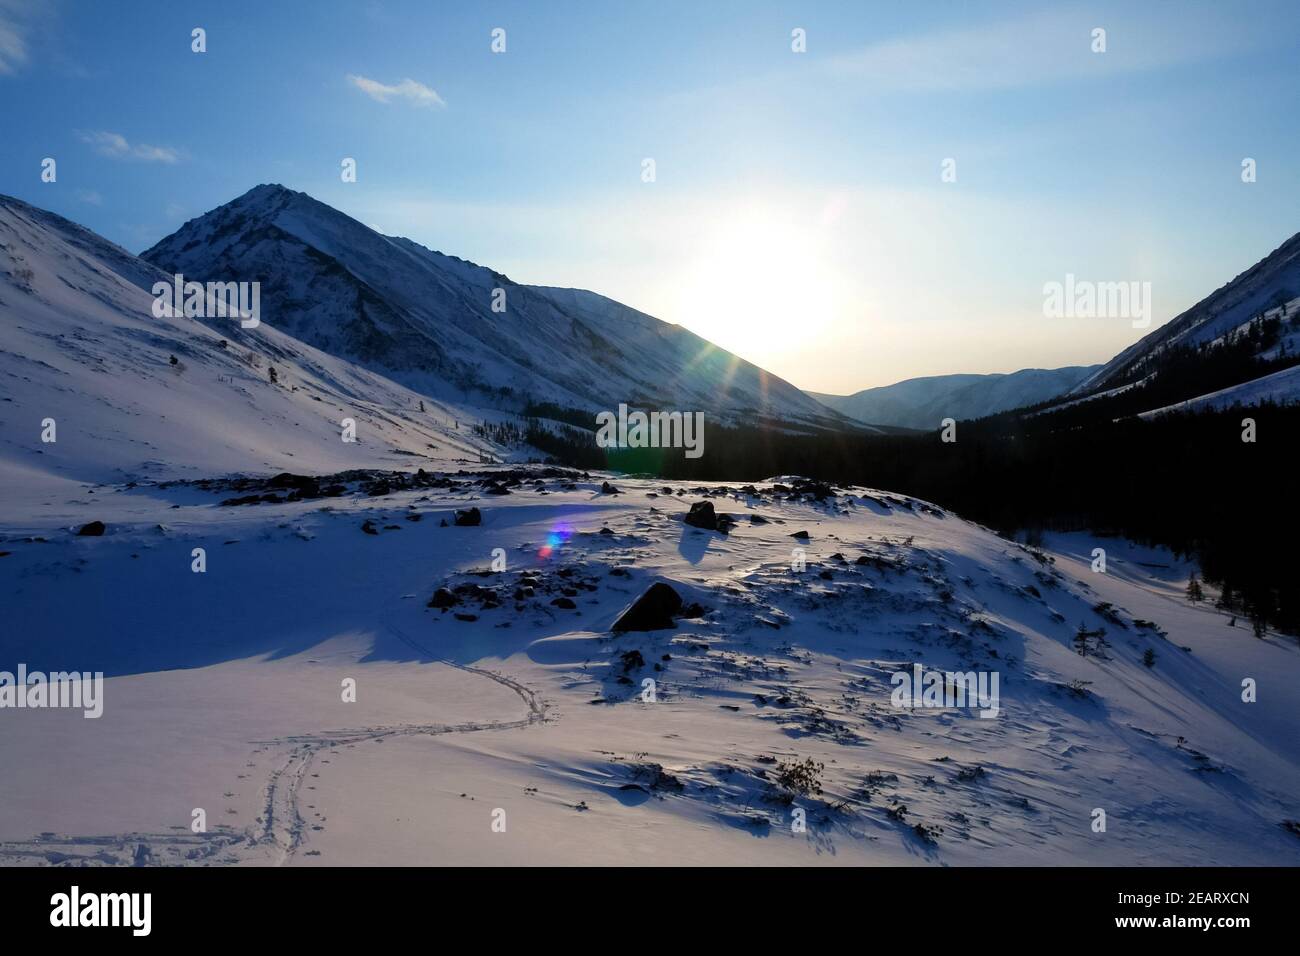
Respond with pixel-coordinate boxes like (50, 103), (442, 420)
(0, 520), (554, 866)
(0, 595), (549, 868)
(257, 615), (547, 866)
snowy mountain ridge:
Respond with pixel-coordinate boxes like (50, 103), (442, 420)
(809, 366), (1098, 430)
(0, 192), (504, 487)
(141, 185), (854, 433)
(1069, 230), (1300, 401)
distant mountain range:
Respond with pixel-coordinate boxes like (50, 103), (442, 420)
(808, 366), (1098, 430)
(0, 186), (879, 485)
(5, 183), (1299, 490)
(816, 230), (1300, 429)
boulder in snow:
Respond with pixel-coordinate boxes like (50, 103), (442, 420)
(612, 582), (684, 632)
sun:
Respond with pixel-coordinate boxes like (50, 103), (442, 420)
(670, 207), (844, 367)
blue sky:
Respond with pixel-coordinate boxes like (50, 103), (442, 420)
(4, 0), (1300, 392)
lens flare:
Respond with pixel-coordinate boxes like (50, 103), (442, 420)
(539, 522), (573, 559)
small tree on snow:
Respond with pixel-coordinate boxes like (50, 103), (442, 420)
(1186, 574), (1204, 604)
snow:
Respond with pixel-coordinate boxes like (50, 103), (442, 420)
(811, 366), (1098, 429)
(1071, 232), (1300, 398)
(140, 185), (847, 432)
(2, 473), (1298, 866)
(1, 193), (502, 487)
(4, 192), (1299, 868)
(1136, 363), (1300, 419)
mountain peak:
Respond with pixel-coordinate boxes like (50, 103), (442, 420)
(138, 187), (848, 429)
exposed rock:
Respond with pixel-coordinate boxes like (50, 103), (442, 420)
(791, 479), (835, 500)
(454, 507), (482, 526)
(684, 500), (720, 530)
(428, 588), (459, 609)
(267, 472), (320, 497)
(76, 521), (106, 537)
(220, 494), (268, 506)
(612, 581), (684, 632)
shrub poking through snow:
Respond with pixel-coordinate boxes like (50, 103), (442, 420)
(1094, 602), (1127, 627)
(1063, 679), (1093, 699)
(775, 756), (824, 796)
(913, 822), (942, 844)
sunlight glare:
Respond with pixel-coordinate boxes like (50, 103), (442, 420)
(670, 206), (844, 366)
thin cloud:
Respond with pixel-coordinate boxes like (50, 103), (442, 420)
(826, 7), (1263, 92)
(79, 130), (182, 163)
(75, 188), (102, 206)
(0, 0), (32, 74)
(346, 73), (445, 108)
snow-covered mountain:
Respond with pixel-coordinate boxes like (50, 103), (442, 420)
(4, 193), (1299, 869)
(809, 366), (1097, 430)
(0, 193), (502, 487)
(1065, 231), (1300, 409)
(141, 185), (850, 432)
